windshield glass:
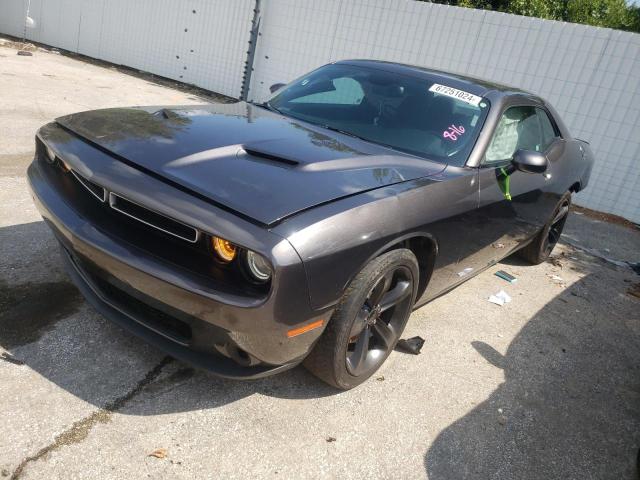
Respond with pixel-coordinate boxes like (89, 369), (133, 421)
(267, 64), (490, 165)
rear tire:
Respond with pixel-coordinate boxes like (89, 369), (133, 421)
(303, 249), (419, 390)
(519, 192), (571, 265)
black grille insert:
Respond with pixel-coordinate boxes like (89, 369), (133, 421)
(75, 255), (193, 345)
(70, 169), (106, 202)
(109, 192), (199, 243)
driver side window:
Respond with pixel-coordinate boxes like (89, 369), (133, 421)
(484, 106), (559, 164)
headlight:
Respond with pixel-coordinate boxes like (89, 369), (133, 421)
(45, 145), (56, 163)
(245, 250), (272, 282)
(212, 236), (237, 262)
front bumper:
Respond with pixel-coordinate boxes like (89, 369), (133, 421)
(27, 152), (330, 380)
(60, 245), (298, 379)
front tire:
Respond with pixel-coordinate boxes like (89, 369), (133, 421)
(519, 192), (571, 265)
(303, 249), (419, 390)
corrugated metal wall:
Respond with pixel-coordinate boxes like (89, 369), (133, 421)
(0, 0), (253, 98)
(1, 0), (639, 222)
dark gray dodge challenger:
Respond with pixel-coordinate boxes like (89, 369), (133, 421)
(28, 60), (594, 389)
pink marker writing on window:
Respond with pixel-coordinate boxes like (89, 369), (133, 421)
(443, 124), (465, 141)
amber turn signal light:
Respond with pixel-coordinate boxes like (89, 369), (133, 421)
(212, 236), (237, 262)
(287, 319), (324, 338)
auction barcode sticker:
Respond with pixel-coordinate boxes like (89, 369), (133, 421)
(429, 83), (482, 106)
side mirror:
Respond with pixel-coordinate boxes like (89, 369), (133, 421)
(269, 83), (286, 94)
(512, 149), (548, 174)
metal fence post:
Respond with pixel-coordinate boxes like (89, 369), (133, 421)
(240, 0), (262, 101)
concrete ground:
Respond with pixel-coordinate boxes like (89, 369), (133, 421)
(1, 43), (639, 480)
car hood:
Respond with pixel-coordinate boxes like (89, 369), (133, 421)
(55, 102), (446, 225)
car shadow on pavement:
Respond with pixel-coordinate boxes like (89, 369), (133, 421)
(0, 221), (338, 414)
(424, 262), (640, 479)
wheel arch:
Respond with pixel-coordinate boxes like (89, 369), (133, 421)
(352, 232), (438, 305)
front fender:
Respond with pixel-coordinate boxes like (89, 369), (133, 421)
(273, 179), (442, 310)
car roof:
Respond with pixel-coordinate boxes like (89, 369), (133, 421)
(335, 59), (542, 102)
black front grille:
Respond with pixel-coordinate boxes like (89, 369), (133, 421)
(70, 170), (106, 202)
(38, 148), (270, 299)
(76, 254), (193, 345)
(109, 192), (199, 243)
(99, 277), (193, 345)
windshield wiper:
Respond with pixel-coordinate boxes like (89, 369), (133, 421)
(320, 125), (366, 141)
(255, 101), (283, 115)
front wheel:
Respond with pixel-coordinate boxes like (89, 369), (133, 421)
(303, 249), (419, 390)
(518, 192), (571, 265)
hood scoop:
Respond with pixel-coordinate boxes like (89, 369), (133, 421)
(153, 108), (182, 120)
(241, 145), (300, 167)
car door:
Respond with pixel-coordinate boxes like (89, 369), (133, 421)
(476, 104), (563, 262)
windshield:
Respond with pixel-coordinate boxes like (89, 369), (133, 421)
(267, 64), (490, 165)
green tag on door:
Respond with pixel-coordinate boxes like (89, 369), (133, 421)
(499, 167), (512, 201)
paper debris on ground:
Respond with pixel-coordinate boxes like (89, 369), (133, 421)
(488, 290), (512, 306)
(457, 267), (473, 277)
(148, 448), (168, 459)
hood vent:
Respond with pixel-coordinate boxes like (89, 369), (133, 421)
(154, 108), (181, 120)
(242, 147), (299, 167)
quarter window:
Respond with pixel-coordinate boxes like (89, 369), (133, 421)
(484, 106), (560, 163)
(538, 108), (559, 151)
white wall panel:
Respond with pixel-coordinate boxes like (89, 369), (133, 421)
(249, 0), (640, 223)
(0, 0), (253, 98)
(0, 0), (26, 37)
(76, 0), (105, 59)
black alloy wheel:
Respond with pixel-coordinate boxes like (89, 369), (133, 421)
(303, 248), (419, 390)
(346, 266), (413, 376)
(518, 191), (572, 265)
(543, 198), (570, 256)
